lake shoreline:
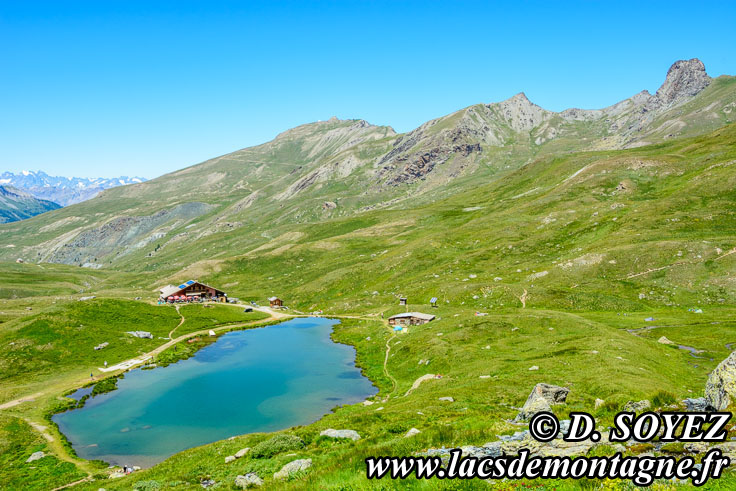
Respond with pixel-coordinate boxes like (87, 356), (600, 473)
(50, 316), (379, 468)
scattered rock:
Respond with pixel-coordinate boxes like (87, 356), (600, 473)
(684, 442), (709, 454)
(26, 451), (45, 463)
(658, 336), (674, 345)
(405, 428), (421, 438)
(200, 478), (216, 488)
(559, 419), (571, 438)
(426, 431), (608, 461)
(320, 429), (360, 441)
(528, 366), (539, 371)
(438, 397), (454, 402)
(683, 397), (712, 412)
(595, 398), (606, 409)
(502, 432), (607, 457)
(126, 331), (153, 339)
(497, 431), (528, 442)
(274, 458), (312, 480)
(623, 400), (651, 412)
(235, 473), (263, 488)
(225, 455), (236, 463)
(234, 447), (250, 458)
(514, 383), (570, 422)
(712, 442), (736, 461)
(706, 351), (736, 410)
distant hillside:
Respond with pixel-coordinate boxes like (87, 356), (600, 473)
(0, 186), (61, 223)
(0, 170), (146, 206)
(0, 59), (734, 275)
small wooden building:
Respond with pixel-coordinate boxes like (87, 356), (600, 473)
(388, 312), (436, 326)
(269, 296), (283, 308)
(159, 280), (226, 302)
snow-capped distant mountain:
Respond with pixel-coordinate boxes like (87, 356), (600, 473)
(0, 171), (147, 206)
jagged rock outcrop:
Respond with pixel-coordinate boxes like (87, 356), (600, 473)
(655, 58), (711, 106)
(514, 383), (569, 422)
(705, 351), (736, 410)
(495, 92), (552, 132)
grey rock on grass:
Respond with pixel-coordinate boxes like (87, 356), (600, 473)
(320, 428), (361, 441)
(274, 458), (312, 480)
(514, 383), (569, 422)
(235, 473), (263, 488)
(706, 351), (736, 410)
(623, 400), (651, 412)
(26, 451), (45, 463)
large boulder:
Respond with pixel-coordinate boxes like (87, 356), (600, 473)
(235, 473), (263, 488)
(514, 383), (569, 422)
(320, 429), (360, 441)
(274, 458), (312, 480)
(706, 352), (736, 410)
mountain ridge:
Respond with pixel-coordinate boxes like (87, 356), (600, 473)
(0, 59), (734, 270)
(0, 170), (147, 206)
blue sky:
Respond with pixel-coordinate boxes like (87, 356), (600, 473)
(1, 1), (734, 179)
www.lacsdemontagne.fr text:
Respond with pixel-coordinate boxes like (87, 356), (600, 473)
(365, 448), (730, 486)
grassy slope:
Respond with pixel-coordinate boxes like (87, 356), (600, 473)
(0, 125), (735, 489)
(0, 414), (86, 490)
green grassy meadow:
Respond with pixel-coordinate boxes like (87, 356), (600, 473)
(0, 125), (735, 488)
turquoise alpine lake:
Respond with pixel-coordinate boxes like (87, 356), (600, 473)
(53, 317), (376, 467)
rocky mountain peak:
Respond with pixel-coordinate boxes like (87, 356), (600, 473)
(495, 92), (550, 132)
(655, 58), (711, 106)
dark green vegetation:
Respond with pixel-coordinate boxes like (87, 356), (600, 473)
(1, 62), (736, 489)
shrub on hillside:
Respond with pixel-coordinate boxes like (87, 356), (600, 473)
(651, 390), (677, 408)
(250, 434), (304, 458)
